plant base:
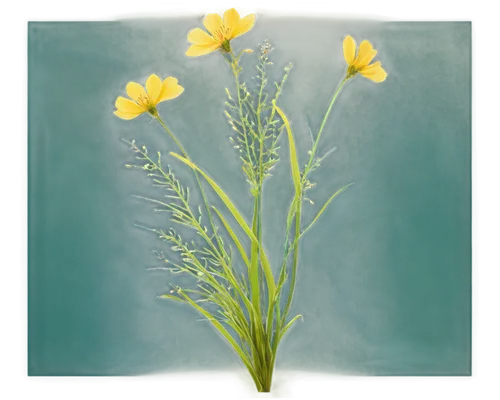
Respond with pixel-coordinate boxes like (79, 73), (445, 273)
(233, 371), (294, 400)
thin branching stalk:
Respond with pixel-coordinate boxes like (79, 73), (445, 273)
(154, 115), (227, 260)
(302, 78), (349, 186)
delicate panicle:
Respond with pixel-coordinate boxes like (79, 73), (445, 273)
(123, 140), (243, 307)
(224, 40), (292, 192)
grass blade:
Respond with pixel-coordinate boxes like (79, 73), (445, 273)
(212, 206), (251, 270)
(286, 197), (297, 229)
(279, 314), (303, 341)
(250, 197), (261, 315)
(273, 101), (301, 196)
(300, 183), (354, 238)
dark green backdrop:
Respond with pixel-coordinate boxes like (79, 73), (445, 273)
(28, 18), (471, 376)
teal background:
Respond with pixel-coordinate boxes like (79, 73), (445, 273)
(28, 18), (471, 376)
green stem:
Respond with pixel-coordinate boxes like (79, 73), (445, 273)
(281, 77), (348, 326)
(302, 78), (348, 184)
(227, 53), (261, 311)
(282, 203), (301, 323)
(255, 62), (279, 392)
(227, 52), (265, 385)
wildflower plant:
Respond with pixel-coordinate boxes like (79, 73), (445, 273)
(115, 9), (386, 393)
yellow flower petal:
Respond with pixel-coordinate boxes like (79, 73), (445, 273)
(126, 82), (147, 103)
(187, 28), (219, 46)
(203, 13), (223, 36)
(359, 50), (378, 69)
(223, 8), (240, 39)
(186, 43), (221, 57)
(354, 40), (377, 69)
(146, 74), (162, 105)
(114, 110), (142, 120)
(115, 96), (146, 114)
(359, 60), (380, 71)
(158, 77), (185, 103)
(233, 13), (255, 38)
(343, 35), (356, 65)
(359, 61), (387, 82)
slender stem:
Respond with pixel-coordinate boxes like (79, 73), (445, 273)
(302, 78), (348, 184)
(227, 53), (260, 309)
(226, 52), (266, 386)
(282, 203), (301, 323)
(257, 97), (265, 265)
(281, 76), (349, 325)
(255, 59), (279, 392)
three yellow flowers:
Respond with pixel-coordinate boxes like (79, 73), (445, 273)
(114, 8), (386, 120)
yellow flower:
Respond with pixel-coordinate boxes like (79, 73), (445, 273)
(185, 8), (256, 57)
(114, 74), (184, 120)
(343, 35), (387, 83)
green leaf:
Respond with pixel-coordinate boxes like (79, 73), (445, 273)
(250, 197), (261, 316)
(285, 197), (297, 234)
(170, 152), (276, 299)
(159, 294), (185, 303)
(279, 314), (303, 341)
(212, 206), (250, 269)
(273, 101), (301, 196)
(301, 183), (354, 238)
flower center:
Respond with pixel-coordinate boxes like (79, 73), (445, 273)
(137, 93), (157, 115)
(213, 25), (232, 43)
(346, 65), (358, 79)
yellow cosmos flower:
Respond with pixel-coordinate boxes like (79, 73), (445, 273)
(343, 35), (387, 83)
(114, 74), (184, 120)
(185, 8), (256, 57)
